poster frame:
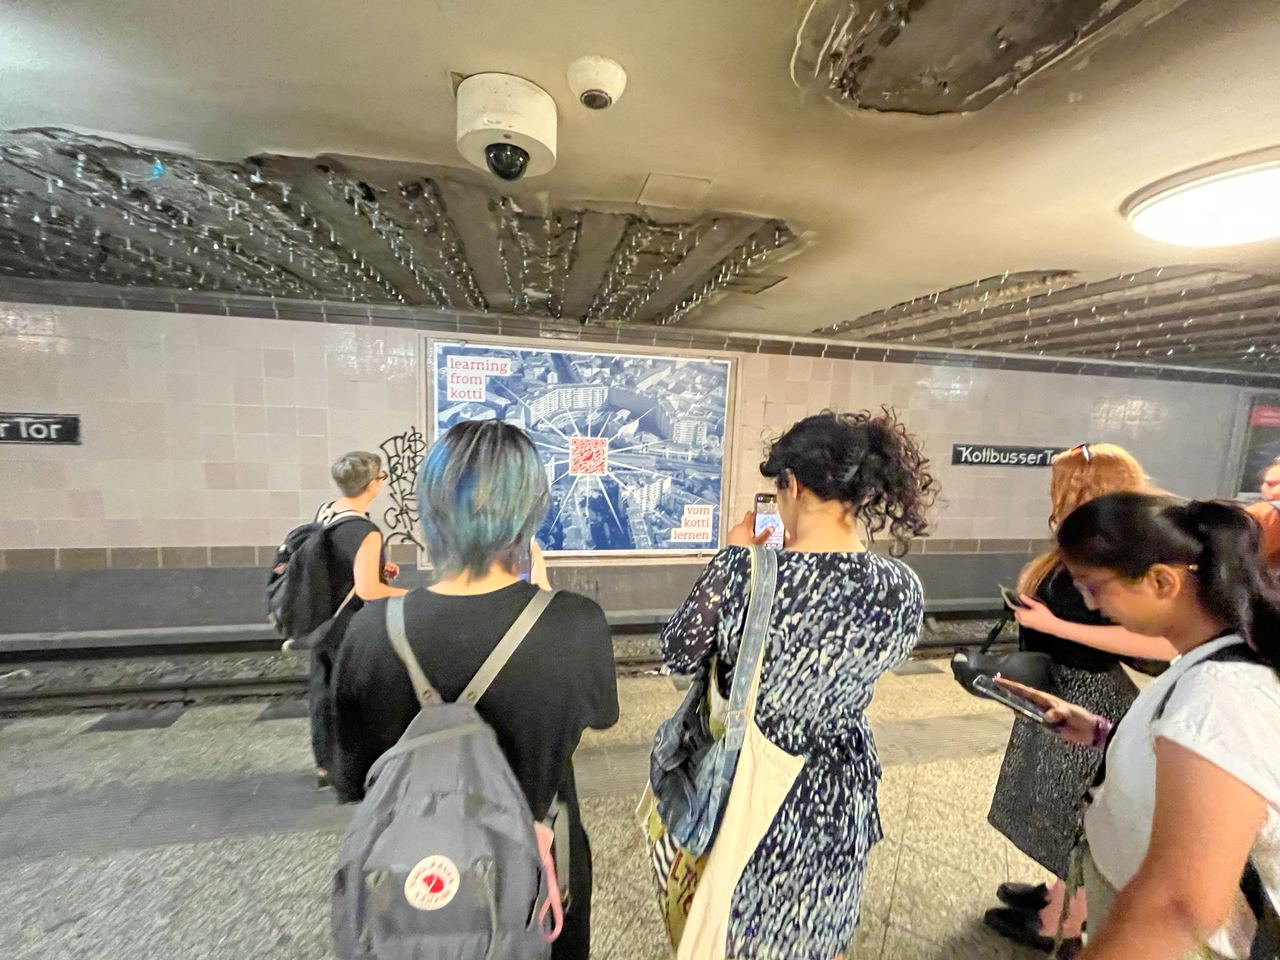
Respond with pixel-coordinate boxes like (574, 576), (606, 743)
(419, 332), (738, 562)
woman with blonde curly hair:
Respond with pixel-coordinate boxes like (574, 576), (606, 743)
(984, 443), (1177, 956)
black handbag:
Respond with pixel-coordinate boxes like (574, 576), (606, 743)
(950, 615), (1055, 696)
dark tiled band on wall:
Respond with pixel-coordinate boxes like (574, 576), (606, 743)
(0, 539), (1052, 573)
(3, 277), (1278, 388)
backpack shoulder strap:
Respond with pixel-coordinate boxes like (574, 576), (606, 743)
(385, 594), (442, 707)
(460, 589), (557, 706)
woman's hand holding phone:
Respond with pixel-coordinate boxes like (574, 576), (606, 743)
(727, 510), (773, 548)
(995, 677), (1102, 746)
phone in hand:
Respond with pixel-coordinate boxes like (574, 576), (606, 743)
(999, 585), (1030, 610)
(973, 674), (1050, 725)
(753, 493), (785, 550)
(516, 547), (532, 582)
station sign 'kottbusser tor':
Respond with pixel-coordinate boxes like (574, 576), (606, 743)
(0, 413), (81, 444)
(951, 444), (1062, 467)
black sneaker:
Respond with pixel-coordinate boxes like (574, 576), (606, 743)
(996, 881), (1050, 913)
(983, 906), (1083, 957)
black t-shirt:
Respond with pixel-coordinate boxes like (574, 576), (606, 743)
(329, 582), (619, 814)
(319, 506), (381, 619)
(1019, 566), (1120, 672)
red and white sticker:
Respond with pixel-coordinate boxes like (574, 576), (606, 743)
(404, 855), (461, 911)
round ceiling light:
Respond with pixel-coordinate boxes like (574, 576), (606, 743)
(1124, 151), (1280, 248)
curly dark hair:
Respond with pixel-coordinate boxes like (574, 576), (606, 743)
(760, 408), (937, 555)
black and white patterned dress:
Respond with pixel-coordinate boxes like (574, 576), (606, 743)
(661, 546), (924, 959)
(987, 567), (1140, 878)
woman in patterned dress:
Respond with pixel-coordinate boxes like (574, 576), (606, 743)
(661, 409), (937, 960)
(984, 444), (1177, 955)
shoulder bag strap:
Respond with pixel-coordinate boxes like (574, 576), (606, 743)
(460, 589), (558, 706)
(980, 614), (1012, 653)
(385, 594), (442, 707)
(722, 545), (779, 749)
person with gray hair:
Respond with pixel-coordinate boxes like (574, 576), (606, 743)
(330, 421), (618, 960)
(307, 450), (407, 788)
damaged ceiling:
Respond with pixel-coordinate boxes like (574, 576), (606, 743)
(816, 267), (1280, 367)
(2, 0), (1280, 373)
(790, 0), (1176, 115)
(0, 128), (797, 326)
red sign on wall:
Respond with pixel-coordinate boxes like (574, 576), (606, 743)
(1250, 405), (1280, 428)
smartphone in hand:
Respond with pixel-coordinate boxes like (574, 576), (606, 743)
(999, 585), (1029, 610)
(973, 674), (1050, 725)
(753, 493), (785, 550)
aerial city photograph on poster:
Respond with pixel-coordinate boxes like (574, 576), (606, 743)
(430, 339), (731, 554)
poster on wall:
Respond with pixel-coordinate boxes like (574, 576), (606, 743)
(1236, 400), (1280, 498)
(429, 339), (732, 554)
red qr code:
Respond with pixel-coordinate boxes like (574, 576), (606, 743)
(569, 437), (608, 476)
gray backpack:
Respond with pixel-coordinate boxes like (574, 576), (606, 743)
(332, 590), (566, 960)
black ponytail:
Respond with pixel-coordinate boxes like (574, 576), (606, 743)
(759, 407), (937, 555)
(1057, 491), (1280, 674)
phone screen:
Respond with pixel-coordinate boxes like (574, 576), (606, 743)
(516, 547), (532, 582)
(973, 674), (1050, 725)
(753, 493), (785, 550)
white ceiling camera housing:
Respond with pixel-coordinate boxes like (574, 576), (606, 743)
(456, 73), (557, 181)
(567, 55), (627, 110)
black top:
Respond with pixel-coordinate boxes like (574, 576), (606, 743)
(329, 582), (619, 815)
(321, 508), (381, 620)
(1019, 566), (1119, 673)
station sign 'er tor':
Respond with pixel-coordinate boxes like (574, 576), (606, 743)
(0, 413), (80, 445)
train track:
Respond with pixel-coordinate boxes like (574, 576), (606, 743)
(0, 655), (668, 715)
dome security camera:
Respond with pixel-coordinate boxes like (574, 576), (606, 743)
(456, 73), (556, 181)
(567, 55), (627, 110)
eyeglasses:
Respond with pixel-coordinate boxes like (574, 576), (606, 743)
(376, 472), (389, 482)
(1073, 563), (1198, 603)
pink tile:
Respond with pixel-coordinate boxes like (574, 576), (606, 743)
(268, 462), (298, 491)
(297, 407), (329, 437)
(266, 406), (297, 435)
(299, 436), (330, 463)
(204, 462), (237, 489)
(233, 377), (264, 405)
(29, 461), (68, 488)
(233, 405), (267, 434)
(262, 378), (297, 406)
(270, 490), (301, 519)
(67, 489), (105, 519)
(198, 404), (235, 433)
(202, 434), (236, 460)
(0, 517), (38, 547)
(235, 462), (270, 490)
(263, 348), (295, 378)
(234, 434), (273, 463)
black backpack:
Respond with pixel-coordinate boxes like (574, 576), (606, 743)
(266, 504), (366, 648)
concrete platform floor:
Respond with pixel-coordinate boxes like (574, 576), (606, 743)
(0, 665), (1064, 960)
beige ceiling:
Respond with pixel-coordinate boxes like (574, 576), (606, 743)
(3, 0), (1280, 341)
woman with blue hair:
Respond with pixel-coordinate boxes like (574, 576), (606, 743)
(331, 420), (619, 960)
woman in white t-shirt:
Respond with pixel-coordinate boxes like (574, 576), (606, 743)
(1001, 492), (1280, 960)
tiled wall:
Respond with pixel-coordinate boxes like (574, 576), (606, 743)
(731, 352), (1244, 544)
(0, 301), (1249, 566)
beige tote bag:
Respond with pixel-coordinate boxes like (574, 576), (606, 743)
(677, 652), (805, 959)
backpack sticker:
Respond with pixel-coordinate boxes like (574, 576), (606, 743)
(404, 856), (460, 911)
